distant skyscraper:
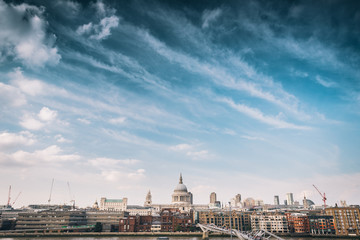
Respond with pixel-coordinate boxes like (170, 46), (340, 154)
(284, 200), (288, 205)
(287, 193), (294, 205)
(210, 192), (217, 204)
(274, 195), (280, 205)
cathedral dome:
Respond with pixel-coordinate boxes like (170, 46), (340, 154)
(174, 183), (188, 192)
(173, 173), (187, 192)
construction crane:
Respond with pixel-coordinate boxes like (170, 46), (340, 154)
(67, 181), (75, 209)
(7, 185), (11, 207)
(12, 191), (22, 206)
(313, 184), (327, 208)
(48, 178), (54, 205)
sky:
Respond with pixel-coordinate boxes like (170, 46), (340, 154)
(0, 0), (360, 208)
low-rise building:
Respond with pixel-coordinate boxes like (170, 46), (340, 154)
(308, 215), (335, 235)
(197, 209), (251, 231)
(251, 211), (289, 233)
(86, 211), (128, 232)
(15, 211), (87, 231)
(99, 197), (127, 211)
(286, 213), (310, 233)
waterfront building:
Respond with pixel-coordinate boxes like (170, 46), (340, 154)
(286, 212), (310, 233)
(146, 174), (208, 213)
(325, 206), (360, 236)
(197, 209), (251, 231)
(119, 208), (193, 232)
(86, 211), (128, 232)
(308, 214), (335, 235)
(251, 212), (289, 233)
(15, 211), (87, 231)
(126, 205), (153, 216)
(99, 197), (127, 211)
(286, 193), (294, 206)
(171, 173), (193, 204)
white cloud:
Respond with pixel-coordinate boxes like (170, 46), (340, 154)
(77, 118), (91, 125)
(91, 16), (119, 40)
(76, 0), (119, 41)
(89, 157), (140, 168)
(202, 8), (222, 28)
(0, 82), (26, 107)
(55, 134), (71, 143)
(38, 107), (57, 122)
(20, 107), (58, 130)
(19, 115), (44, 131)
(0, 145), (80, 166)
(76, 22), (93, 35)
(109, 117), (126, 124)
(9, 68), (67, 97)
(0, 0), (61, 67)
(169, 143), (192, 151)
(186, 150), (210, 160)
(315, 75), (336, 88)
(0, 131), (35, 150)
(241, 135), (265, 141)
(220, 98), (311, 130)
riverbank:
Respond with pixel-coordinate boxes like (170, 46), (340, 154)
(0, 232), (359, 239)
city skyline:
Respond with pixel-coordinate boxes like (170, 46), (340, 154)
(0, 0), (360, 207)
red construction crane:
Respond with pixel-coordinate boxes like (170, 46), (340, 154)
(313, 184), (327, 208)
(12, 191), (22, 206)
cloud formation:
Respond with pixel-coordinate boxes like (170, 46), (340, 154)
(0, 0), (60, 67)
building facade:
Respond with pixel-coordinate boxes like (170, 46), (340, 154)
(99, 197), (127, 211)
(325, 206), (360, 236)
(197, 209), (251, 231)
(308, 215), (335, 235)
(251, 212), (289, 233)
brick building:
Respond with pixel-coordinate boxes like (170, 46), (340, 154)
(119, 208), (193, 232)
(197, 209), (251, 231)
(308, 215), (335, 235)
(286, 213), (310, 233)
(325, 206), (360, 236)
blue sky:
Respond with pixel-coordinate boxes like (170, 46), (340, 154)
(0, 0), (359, 207)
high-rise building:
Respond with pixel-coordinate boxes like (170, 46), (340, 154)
(210, 192), (216, 204)
(274, 195), (280, 205)
(231, 194), (242, 208)
(286, 193), (294, 206)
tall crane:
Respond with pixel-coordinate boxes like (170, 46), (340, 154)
(12, 191), (22, 206)
(48, 178), (54, 205)
(313, 184), (327, 208)
(7, 185), (11, 207)
(67, 182), (75, 209)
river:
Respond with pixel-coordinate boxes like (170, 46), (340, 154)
(0, 237), (355, 240)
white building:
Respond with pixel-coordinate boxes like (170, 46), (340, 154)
(251, 212), (289, 233)
(99, 197), (127, 211)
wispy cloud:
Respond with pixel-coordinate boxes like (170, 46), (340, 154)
(315, 75), (336, 88)
(219, 98), (311, 130)
(202, 8), (222, 29)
